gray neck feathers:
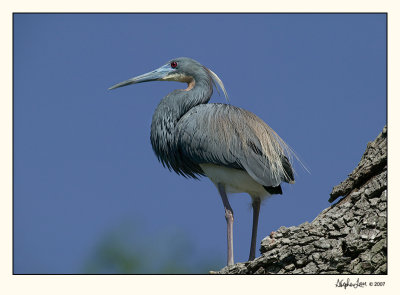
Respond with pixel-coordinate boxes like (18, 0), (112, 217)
(150, 71), (213, 171)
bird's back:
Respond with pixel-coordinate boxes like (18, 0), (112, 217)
(175, 103), (294, 188)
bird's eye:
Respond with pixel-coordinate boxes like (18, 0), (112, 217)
(170, 61), (178, 68)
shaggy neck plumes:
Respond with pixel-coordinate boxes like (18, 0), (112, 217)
(150, 72), (213, 173)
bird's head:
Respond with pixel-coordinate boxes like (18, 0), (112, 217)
(109, 57), (228, 100)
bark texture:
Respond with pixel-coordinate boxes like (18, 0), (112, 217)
(217, 126), (387, 274)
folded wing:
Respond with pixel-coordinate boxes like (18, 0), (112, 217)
(175, 103), (294, 187)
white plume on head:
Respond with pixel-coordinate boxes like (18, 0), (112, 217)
(206, 68), (229, 103)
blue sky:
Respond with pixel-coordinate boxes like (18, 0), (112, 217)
(13, 13), (386, 273)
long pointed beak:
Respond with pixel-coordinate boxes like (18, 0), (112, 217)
(109, 64), (174, 90)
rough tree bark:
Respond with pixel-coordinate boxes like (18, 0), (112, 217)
(216, 126), (387, 274)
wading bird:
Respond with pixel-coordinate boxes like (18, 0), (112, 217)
(109, 57), (295, 266)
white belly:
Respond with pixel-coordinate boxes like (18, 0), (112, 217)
(199, 163), (270, 199)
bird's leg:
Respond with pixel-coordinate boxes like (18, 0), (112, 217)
(217, 183), (234, 266)
(249, 197), (261, 261)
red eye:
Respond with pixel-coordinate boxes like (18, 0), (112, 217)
(170, 61), (178, 68)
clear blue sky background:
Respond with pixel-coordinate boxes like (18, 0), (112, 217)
(14, 13), (386, 274)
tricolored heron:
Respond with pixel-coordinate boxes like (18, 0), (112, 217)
(109, 57), (295, 266)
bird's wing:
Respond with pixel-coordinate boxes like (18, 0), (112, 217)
(175, 103), (294, 187)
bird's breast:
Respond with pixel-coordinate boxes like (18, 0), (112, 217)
(199, 163), (270, 199)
